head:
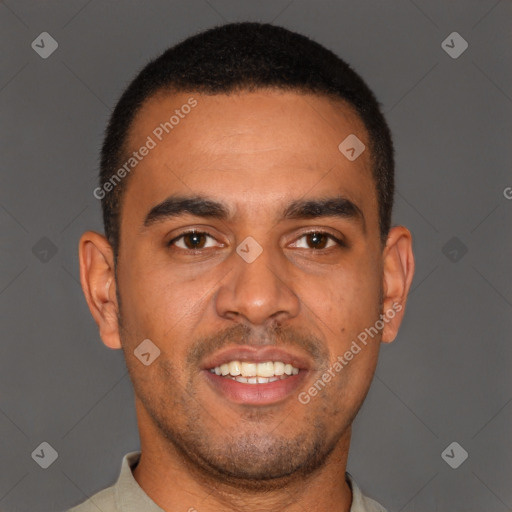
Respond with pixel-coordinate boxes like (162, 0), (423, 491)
(80, 22), (414, 487)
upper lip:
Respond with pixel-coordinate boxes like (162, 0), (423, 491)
(201, 346), (312, 371)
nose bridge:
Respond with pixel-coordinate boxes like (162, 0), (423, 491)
(215, 238), (300, 326)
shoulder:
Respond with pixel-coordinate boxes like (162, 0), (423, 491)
(66, 484), (116, 512)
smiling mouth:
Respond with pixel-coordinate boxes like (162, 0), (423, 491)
(209, 360), (300, 384)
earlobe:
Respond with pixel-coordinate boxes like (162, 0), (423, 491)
(380, 226), (415, 343)
(78, 231), (122, 349)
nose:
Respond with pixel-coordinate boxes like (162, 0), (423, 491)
(215, 243), (300, 328)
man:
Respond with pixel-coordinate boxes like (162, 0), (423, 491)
(72, 21), (414, 512)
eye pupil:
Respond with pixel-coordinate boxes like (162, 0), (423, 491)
(184, 232), (206, 249)
(307, 232), (328, 249)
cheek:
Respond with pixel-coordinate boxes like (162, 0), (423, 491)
(119, 247), (197, 318)
(305, 258), (381, 337)
(119, 257), (220, 377)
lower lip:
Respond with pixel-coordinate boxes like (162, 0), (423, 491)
(203, 370), (308, 405)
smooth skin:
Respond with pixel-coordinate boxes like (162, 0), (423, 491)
(79, 89), (414, 512)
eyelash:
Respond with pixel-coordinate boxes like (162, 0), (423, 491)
(167, 230), (345, 252)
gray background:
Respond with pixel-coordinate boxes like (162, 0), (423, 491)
(1, 1), (511, 511)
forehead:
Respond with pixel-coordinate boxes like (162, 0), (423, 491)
(121, 89), (377, 229)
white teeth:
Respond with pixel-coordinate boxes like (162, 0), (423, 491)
(229, 361), (241, 376)
(222, 374), (291, 385)
(257, 362), (274, 377)
(241, 362), (257, 377)
(210, 360), (301, 380)
(274, 361), (285, 375)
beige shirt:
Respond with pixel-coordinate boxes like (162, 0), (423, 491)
(68, 451), (388, 512)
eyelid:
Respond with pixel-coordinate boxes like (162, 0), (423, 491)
(288, 229), (346, 249)
(167, 229), (221, 248)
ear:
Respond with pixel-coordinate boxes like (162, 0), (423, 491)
(380, 226), (415, 343)
(78, 231), (122, 349)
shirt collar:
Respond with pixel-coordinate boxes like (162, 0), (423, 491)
(346, 472), (388, 512)
(114, 451), (164, 511)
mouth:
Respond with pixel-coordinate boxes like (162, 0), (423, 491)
(201, 347), (311, 405)
(209, 360), (299, 383)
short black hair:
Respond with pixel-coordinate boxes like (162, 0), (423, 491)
(99, 21), (394, 259)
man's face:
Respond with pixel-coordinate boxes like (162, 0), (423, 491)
(115, 90), (385, 483)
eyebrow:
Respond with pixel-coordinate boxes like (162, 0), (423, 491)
(143, 194), (365, 231)
(143, 195), (230, 227)
(283, 196), (365, 231)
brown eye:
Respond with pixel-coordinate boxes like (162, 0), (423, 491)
(306, 232), (330, 249)
(182, 232), (207, 249)
(168, 231), (218, 250)
(292, 231), (343, 250)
